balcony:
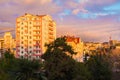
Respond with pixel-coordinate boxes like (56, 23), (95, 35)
(49, 32), (53, 35)
(33, 34), (41, 37)
(33, 30), (41, 32)
(49, 21), (53, 27)
(49, 27), (53, 31)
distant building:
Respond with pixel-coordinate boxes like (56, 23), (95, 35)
(0, 38), (4, 58)
(65, 36), (84, 62)
(3, 32), (15, 51)
(0, 32), (16, 58)
(16, 13), (56, 59)
(109, 40), (118, 46)
(84, 42), (102, 52)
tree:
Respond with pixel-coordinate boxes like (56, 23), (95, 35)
(86, 53), (112, 80)
(0, 51), (47, 80)
(42, 37), (91, 80)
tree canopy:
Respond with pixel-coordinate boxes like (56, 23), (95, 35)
(0, 51), (46, 80)
(42, 37), (91, 80)
(86, 53), (112, 80)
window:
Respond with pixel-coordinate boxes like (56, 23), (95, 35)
(21, 51), (24, 54)
(21, 22), (23, 25)
(38, 31), (40, 34)
(21, 56), (23, 59)
(21, 37), (23, 39)
(34, 18), (36, 20)
(29, 51), (32, 53)
(29, 31), (31, 34)
(36, 51), (38, 53)
(21, 46), (23, 49)
(21, 27), (23, 29)
(29, 22), (32, 24)
(21, 41), (23, 44)
(29, 41), (32, 44)
(29, 36), (32, 39)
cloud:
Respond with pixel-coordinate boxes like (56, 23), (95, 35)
(0, 0), (120, 41)
(72, 9), (80, 15)
(72, 8), (88, 15)
(56, 16), (120, 42)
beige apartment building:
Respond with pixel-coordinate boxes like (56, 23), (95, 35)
(16, 13), (56, 59)
(0, 32), (16, 57)
(65, 36), (84, 62)
(3, 32), (15, 51)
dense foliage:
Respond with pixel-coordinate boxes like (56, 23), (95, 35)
(0, 37), (113, 80)
(42, 37), (91, 80)
(0, 51), (46, 80)
(86, 53), (112, 80)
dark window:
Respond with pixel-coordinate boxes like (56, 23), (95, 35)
(21, 46), (23, 49)
(21, 41), (23, 44)
(30, 36), (32, 39)
(21, 56), (23, 59)
(29, 51), (32, 53)
(29, 41), (32, 44)
(21, 51), (24, 54)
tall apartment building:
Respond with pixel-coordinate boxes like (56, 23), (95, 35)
(16, 13), (56, 59)
(65, 36), (84, 62)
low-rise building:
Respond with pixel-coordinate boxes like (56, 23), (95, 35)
(0, 32), (16, 58)
(65, 36), (84, 62)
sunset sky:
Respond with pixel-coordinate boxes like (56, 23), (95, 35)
(0, 0), (120, 42)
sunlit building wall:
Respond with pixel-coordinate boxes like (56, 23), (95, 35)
(3, 32), (15, 53)
(65, 36), (84, 62)
(16, 13), (56, 59)
(0, 38), (4, 58)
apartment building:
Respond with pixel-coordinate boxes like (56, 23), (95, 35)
(65, 36), (84, 62)
(16, 13), (56, 59)
(0, 32), (16, 58)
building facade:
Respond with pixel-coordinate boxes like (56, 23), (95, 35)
(4, 32), (13, 50)
(16, 13), (56, 59)
(65, 36), (84, 62)
(0, 38), (4, 58)
(0, 32), (16, 58)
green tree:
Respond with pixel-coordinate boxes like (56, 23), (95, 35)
(0, 51), (47, 80)
(42, 37), (91, 80)
(86, 53), (112, 80)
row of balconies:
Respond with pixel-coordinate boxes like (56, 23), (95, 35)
(49, 27), (53, 31)
(49, 32), (53, 35)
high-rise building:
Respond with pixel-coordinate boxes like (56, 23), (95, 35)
(65, 36), (84, 62)
(16, 13), (56, 59)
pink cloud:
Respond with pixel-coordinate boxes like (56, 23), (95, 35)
(56, 16), (120, 42)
